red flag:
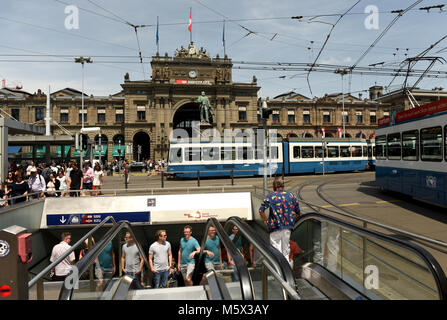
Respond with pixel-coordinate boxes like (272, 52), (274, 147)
(188, 9), (192, 32)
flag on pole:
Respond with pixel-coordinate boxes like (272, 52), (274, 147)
(188, 9), (192, 32)
(156, 16), (159, 50)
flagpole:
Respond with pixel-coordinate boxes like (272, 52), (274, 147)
(156, 16), (159, 55)
(189, 7), (192, 44)
(223, 19), (226, 56)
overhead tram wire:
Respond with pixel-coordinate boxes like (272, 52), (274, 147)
(305, 0), (362, 96)
(0, 16), (137, 52)
(84, 0), (148, 78)
(348, 0), (424, 93)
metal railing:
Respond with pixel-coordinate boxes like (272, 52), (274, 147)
(58, 219), (149, 300)
(28, 216), (117, 289)
(224, 217), (299, 300)
(296, 198), (447, 249)
(294, 212), (447, 300)
(197, 218), (254, 300)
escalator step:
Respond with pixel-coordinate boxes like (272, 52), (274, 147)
(295, 279), (328, 300)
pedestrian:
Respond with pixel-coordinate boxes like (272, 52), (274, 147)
(69, 162), (83, 197)
(148, 229), (172, 288)
(11, 171), (29, 204)
(4, 171), (15, 205)
(46, 173), (60, 197)
(50, 232), (76, 281)
(289, 240), (302, 269)
(203, 226), (222, 272)
(82, 161), (94, 196)
(123, 160), (129, 187)
(167, 257), (181, 288)
(28, 167), (46, 199)
(96, 241), (116, 289)
(41, 162), (53, 184)
(259, 177), (301, 263)
(26, 161), (36, 178)
(0, 182), (8, 207)
(57, 169), (70, 197)
(177, 225), (200, 286)
(66, 161), (73, 179)
(121, 232), (144, 289)
(93, 162), (104, 196)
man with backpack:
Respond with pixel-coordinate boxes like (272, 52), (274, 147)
(41, 162), (53, 184)
(28, 167), (46, 198)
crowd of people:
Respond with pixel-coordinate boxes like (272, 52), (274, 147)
(2, 160), (106, 205)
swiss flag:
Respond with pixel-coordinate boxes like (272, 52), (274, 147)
(188, 10), (192, 32)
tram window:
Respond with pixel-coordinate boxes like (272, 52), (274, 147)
(376, 135), (386, 159)
(387, 133), (401, 160)
(202, 147), (220, 161)
(351, 146), (362, 157)
(315, 147), (327, 158)
(327, 146), (339, 158)
(221, 147), (236, 161)
(367, 146), (372, 157)
(421, 126), (442, 162)
(237, 147), (254, 160)
(267, 146), (279, 160)
(301, 146), (314, 158)
(185, 147), (201, 161)
(293, 146), (300, 159)
(340, 146), (350, 157)
(373, 147), (376, 156)
(169, 147), (182, 163)
(363, 146), (367, 157)
(402, 130), (418, 161)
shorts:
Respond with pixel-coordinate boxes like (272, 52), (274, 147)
(180, 264), (195, 280)
(83, 182), (93, 190)
(205, 262), (221, 272)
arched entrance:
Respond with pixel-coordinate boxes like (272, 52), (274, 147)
(133, 131), (151, 162)
(112, 134), (125, 161)
(304, 133), (313, 138)
(173, 102), (201, 138)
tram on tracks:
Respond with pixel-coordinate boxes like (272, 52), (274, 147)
(167, 137), (375, 178)
(375, 97), (447, 207)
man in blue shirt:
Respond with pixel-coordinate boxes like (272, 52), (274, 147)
(204, 226), (222, 271)
(259, 178), (300, 265)
(177, 225), (200, 286)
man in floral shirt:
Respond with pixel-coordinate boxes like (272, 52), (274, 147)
(259, 178), (300, 264)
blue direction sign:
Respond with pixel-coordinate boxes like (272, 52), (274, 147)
(46, 211), (150, 226)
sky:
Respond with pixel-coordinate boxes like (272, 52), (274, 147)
(1, 0), (447, 98)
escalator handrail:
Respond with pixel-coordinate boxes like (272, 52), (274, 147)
(225, 216), (298, 295)
(28, 215), (117, 288)
(295, 212), (447, 300)
(296, 197), (447, 248)
(197, 218), (254, 300)
(58, 219), (150, 300)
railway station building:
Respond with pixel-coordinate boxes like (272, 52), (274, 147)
(1, 43), (400, 163)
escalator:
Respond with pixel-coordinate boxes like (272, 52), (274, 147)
(290, 213), (447, 300)
(28, 212), (447, 300)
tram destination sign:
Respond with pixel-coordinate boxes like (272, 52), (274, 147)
(46, 211), (150, 226)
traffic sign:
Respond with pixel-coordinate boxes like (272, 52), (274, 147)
(46, 211), (150, 226)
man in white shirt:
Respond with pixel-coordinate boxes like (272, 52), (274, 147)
(50, 232), (76, 281)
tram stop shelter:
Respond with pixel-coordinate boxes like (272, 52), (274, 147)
(0, 118), (73, 180)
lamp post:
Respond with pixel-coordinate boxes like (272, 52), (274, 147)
(75, 56), (93, 166)
(335, 68), (349, 138)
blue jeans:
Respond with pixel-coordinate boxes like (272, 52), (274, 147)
(153, 270), (169, 288)
(126, 271), (143, 290)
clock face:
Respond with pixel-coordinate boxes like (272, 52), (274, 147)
(189, 70), (197, 78)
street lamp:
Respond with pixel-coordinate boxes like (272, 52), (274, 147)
(335, 68), (349, 138)
(75, 56), (93, 165)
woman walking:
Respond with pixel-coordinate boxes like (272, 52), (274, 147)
(57, 169), (70, 197)
(93, 162), (104, 196)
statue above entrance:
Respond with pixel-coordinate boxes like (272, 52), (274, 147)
(174, 42), (210, 60)
(197, 91), (213, 124)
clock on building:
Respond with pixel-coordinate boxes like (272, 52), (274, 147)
(189, 70), (197, 78)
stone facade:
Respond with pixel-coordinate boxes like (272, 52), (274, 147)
(0, 43), (402, 163)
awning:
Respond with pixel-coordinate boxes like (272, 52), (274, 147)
(56, 146), (71, 158)
(112, 145), (125, 157)
(8, 146), (22, 153)
(73, 149), (88, 157)
(93, 145), (108, 156)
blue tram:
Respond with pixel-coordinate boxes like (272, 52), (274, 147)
(167, 137), (374, 178)
(375, 98), (447, 207)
